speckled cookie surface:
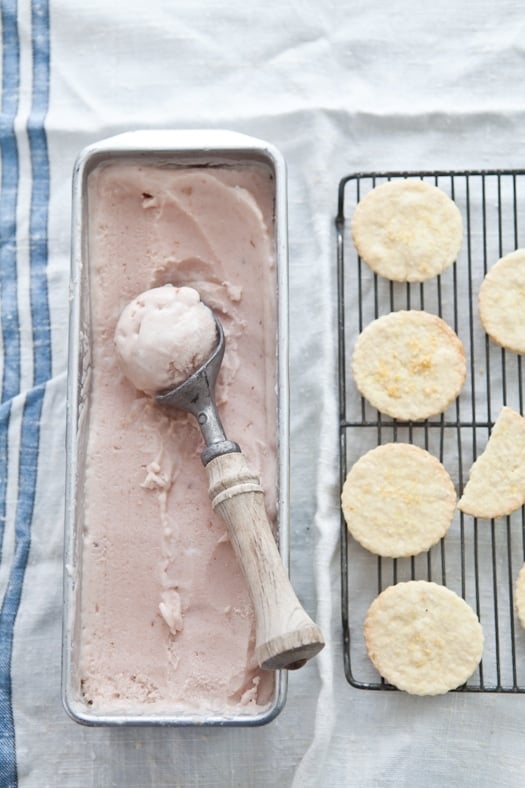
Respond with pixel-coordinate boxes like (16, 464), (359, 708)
(479, 249), (525, 354)
(351, 310), (466, 421)
(341, 443), (456, 558)
(351, 179), (463, 282)
(364, 581), (484, 695)
(458, 406), (525, 518)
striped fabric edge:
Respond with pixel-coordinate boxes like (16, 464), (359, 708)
(0, 2), (52, 786)
(0, 0), (21, 587)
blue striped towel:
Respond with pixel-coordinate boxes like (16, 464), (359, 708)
(0, 2), (51, 785)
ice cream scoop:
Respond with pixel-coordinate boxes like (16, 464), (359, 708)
(116, 287), (325, 670)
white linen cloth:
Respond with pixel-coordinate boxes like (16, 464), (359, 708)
(2, 0), (525, 785)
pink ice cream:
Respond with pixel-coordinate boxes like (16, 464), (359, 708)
(77, 161), (278, 716)
(114, 284), (217, 395)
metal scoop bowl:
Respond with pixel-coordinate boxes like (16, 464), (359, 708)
(157, 317), (239, 466)
(157, 314), (324, 670)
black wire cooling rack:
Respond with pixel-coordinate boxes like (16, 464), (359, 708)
(336, 170), (525, 692)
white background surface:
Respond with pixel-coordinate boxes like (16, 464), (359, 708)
(11, 0), (525, 785)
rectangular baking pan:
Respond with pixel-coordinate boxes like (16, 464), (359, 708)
(62, 130), (289, 725)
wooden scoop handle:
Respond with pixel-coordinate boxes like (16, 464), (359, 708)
(206, 451), (325, 670)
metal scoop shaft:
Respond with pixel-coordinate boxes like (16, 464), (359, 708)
(157, 318), (239, 465)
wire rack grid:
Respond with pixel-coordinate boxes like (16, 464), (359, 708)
(336, 169), (525, 692)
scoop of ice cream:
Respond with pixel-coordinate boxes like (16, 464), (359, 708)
(114, 284), (217, 395)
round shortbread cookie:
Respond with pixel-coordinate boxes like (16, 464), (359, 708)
(479, 249), (525, 354)
(458, 406), (525, 519)
(341, 443), (456, 558)
(351, 310), (466, 421)
(351, 179), (463, 282)
(515, 563), (525, 630)
(364, 581), (484, 695)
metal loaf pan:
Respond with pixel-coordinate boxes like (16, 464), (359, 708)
(63, 130), (289, 725)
